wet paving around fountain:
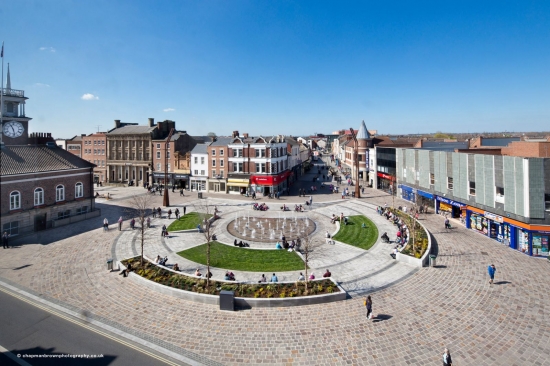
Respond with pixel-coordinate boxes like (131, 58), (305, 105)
(226, 213), (316, 242)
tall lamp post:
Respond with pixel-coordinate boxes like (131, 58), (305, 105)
(349, 127), (361, 198)
(163, 128), (175, 207)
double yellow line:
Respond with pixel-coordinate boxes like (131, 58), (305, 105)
(0, 286), (182, 366)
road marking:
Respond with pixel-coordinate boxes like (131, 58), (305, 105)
(0, 344), (33, 366)
(0, 287), (181, 366)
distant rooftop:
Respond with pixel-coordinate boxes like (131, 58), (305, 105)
(419, 141), (469, 151)
(480, 137), (520, 147)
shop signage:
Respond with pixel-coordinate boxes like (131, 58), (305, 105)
(250, 171), (290, 185)
(484, 212), (503, 223)
(436, 196), (465, 208)
(398, 185), (416, 193)
(417, 190), (434, 200)
(173, 174), (188, 179)
(153, 172), (166, 178)
(377, 172), (393, 180)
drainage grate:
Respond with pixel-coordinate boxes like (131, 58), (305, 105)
(481, 251), (489, 255)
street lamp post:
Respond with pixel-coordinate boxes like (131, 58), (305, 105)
(349, 126), (360, 199)
(163, 128), (175, 207)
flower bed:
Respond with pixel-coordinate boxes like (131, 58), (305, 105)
(392, 209), (429, 259)
(122, 256), (340, 298)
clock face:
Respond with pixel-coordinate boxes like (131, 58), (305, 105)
(3, 121), (25, 138)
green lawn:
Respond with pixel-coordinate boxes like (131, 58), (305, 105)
(332, 215), (378, 250)
(177, 242), (306, 272)
(167, 212), (212, 231)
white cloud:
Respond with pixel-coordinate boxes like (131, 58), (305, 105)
(34, 83), (50, 87)
(39, 47), (56, 53)
(81, 93), (99, 100)
(163, 108), (175, 112)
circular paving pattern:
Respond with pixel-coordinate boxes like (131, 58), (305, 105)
(226, 215), (316, 243)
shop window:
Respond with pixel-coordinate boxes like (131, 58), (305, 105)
(34, 188), (44, 206)
(75, 182), (84, 198)
(58, 210), (71, 219)
(430, 173), (434, 185)
(10, 191), (21, 210)
(447, 177), (453, 190)
(469, 182), (476, 196)
(532, 234), (549, 257)
(3, 221), (19, 236)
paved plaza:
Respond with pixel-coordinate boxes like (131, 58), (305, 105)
(1, 163), (550, 365)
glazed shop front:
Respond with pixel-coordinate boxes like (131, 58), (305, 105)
(435, 196), (466, 219)
(250, 171), (291, 196)
(466, 206), (549, 257)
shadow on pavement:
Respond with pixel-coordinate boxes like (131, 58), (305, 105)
(372, 314), (392, 322)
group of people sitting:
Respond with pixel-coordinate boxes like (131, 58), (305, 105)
(280, 204), (289, 211)
(330, 213), (348, 225)
(155, 255), (168, 266)
(252, 203), (269, 211)
(194, 268), (212, 278)
(275, 236), (301, 251)
(224, 271), (236, 281)
(233, 239), (250, 248)
(258, 273), (279, 283)
(294, 204), (305, 212)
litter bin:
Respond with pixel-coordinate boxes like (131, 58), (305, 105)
(198, 192), (203, 199)
(107, 259), (113, 271)
(429, 255), (436, 267)
(219, 290), (235, 311)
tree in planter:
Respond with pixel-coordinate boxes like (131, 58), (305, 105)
(126, 193), (155, 266)
(296, 219), (326, 294)
(193, 199), (218, 288)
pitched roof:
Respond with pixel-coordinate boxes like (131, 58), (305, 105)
(107, 125), (156, 135)
(191, 143), (208, 154)
(1, 145), (95, 176)
(210, 137), (233, 146)
(356, 120), (371, 139)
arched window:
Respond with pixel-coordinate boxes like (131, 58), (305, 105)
(34, 188), (44, 206)
(56, 185), (65, 202)
(75, 182), (83, 198)
(10, 191), (21, 210)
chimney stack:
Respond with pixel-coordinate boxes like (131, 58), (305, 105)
(243, 133), (249, 138)
(114, 119), (121, 128)
(232, 130), (239, 138)
(148, 118), (154, 127)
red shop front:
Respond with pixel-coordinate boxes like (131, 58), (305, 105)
(250, 171), (291, 196)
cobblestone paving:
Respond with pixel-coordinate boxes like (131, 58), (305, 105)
(1, 161), (549, 365)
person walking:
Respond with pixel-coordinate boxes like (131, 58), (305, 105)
(442, 348), (453, 366)
(175, 208), (180, 219)
(2, 232), (9, 249)
(488, 264), (496, 284)
(152, 207), (156, 218)
(118, 216), (123, 231)
(168, 209), (172, 219)
(157, 207), (161, 218)
(180, 188), (184, 196)
(365, 295), (373, 320)
(183, 206), (186, 215)
(309, 195), (313, 206)
(103, 218), (109, 231)
(130, 218), (136, 230)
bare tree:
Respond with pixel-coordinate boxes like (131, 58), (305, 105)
(193, 199), (219, 288)
(127, 193), (155, 266)
(296, 219), (326, 294)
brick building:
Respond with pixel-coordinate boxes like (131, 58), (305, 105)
(106, 118), (175, 186)
(82, 132), (107, 184)
(151, 131), (197, 189)
(66, 135), (84, 158)
(1, 144), (98, 236)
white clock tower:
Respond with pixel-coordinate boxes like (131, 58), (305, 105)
(1, 64), (31, 145)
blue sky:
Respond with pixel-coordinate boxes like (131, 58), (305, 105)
(2, 1), (549, 138)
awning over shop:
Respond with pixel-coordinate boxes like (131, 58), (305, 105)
(417, 190), (434, 199)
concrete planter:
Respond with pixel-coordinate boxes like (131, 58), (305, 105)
(119, 259), (347, 308)
(396, 217), (432, 267)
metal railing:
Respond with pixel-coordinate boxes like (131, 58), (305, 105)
(1, 88), (25, 97)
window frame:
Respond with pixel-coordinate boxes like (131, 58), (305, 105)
(469, 181), (476, 196)
(10, 191), (21, 210)
(34, 187), (44, 206)
(75, 182), (84, 198)
(447, 177), (454, 190)
(56, 185), (65, 202)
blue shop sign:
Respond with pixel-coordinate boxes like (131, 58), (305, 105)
(399, 185), (414, 193)
(417, 190), (434, 199)
(436, 196), (465, 208)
